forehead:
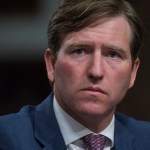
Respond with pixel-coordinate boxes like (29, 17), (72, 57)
(60, 16), (132, 51)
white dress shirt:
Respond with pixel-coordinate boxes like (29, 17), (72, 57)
(53, 96), (114, 150)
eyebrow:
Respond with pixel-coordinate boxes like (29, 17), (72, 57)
(61, 41), (94, 52)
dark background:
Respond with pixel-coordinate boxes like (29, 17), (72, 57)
(0, 0), (150, 121)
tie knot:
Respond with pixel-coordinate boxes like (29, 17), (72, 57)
(82, 134), (107, 150)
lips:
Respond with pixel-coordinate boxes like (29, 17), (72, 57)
(80, 86), (107, 94)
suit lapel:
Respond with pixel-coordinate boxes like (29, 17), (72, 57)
(42, 135), (66, 150)
(33, 94), (66, 150)
(113, 114), (134, 150)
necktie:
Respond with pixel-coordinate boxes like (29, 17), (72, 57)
(82, 134), (107, 150)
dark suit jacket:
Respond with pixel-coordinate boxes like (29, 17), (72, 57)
(0, 94), (150, 150)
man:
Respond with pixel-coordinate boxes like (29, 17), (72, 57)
(0, 0), (150, 149)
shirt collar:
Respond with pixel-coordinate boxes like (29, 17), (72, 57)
(53, 95), (114, 147)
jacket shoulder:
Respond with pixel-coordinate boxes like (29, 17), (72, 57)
(0, 105), (37, 149)
(0, 94), (53, 150)
(115, 112), (150, 136)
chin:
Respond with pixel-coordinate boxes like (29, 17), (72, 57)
(77, 105), (106, 116)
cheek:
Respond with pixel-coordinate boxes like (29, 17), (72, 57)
(110, 67), (132, 95)
(54, 60), (78, 87)
(120, 67), (132, 83)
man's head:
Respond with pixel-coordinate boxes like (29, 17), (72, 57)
(48, 0), (143, 62)
(45, 0), (141, 131)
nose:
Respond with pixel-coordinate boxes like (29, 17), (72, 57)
(87, 53), (104, 82)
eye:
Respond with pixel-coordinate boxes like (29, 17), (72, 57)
(108, 51), (120, 58)
(73, 48), (85, 54)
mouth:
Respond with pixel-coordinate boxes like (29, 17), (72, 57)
(80, 86), (107, 95)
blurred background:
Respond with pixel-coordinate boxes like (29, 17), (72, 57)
(0, 0), (150, 121)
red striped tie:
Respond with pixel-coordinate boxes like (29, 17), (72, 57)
(82, 134), (107, 150)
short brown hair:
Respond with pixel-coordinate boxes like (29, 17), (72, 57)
(48, 0), (143, 61)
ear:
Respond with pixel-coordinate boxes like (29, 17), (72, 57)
(44, 48), (56, 82)
(129, 57), (140, 88)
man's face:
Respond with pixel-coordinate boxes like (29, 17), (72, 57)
(45, 16), (139, 124)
